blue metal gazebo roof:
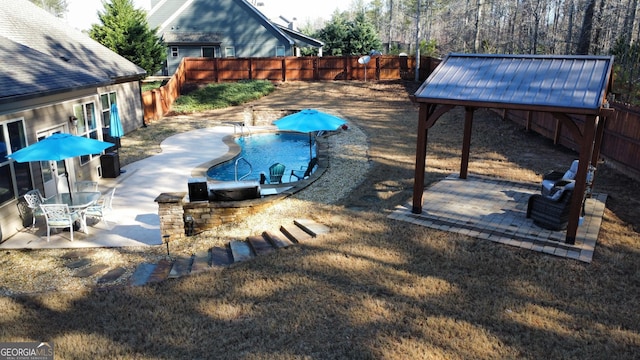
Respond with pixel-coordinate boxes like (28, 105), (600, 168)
(413, 53), (614, 115)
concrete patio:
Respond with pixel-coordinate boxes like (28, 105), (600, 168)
(1, 126), (238, 249)
(389, 174), (606, 263)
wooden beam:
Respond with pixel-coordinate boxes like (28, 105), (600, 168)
(412, 104), (455, 214)
(565, 115), (597, 244)
(412, 104), (430, 214)
(460, 107), (475, 179)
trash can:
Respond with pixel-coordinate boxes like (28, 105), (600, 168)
(100, 152), (120, 178)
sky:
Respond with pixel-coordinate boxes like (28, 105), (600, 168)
(65, 0), (351, 31)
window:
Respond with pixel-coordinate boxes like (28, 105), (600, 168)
(225, 46), (235, 58)
(73, 102), (100, 165)
(0, 119), (31, 205)
(171, 47), (179, 57)
(276, 45), (286, 57)
(100, 91), (117, 130)
(202, 46), (216, 58)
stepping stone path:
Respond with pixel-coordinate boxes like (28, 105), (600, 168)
(62, 249), (121, 282)
(127, 218), (330, 287)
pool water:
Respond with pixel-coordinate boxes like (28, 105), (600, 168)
(206, 132), (316, 183)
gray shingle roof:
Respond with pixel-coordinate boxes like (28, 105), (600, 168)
(0, 0), (146, 102)
(413, 53), (614, 114)
(0, 36), (109, 101)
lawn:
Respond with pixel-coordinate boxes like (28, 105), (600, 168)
(1, 81), (639, 359)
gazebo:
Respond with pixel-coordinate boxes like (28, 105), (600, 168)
(410, 53), (614, 244)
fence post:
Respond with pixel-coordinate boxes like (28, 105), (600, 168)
(282, 58), (286, 82)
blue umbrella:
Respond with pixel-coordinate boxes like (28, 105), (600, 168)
(109, 103), (124, 138)
(273, 109), (346, 133)
(9, 133), (114, 196)
(274, 109), (347, 159)
(9, 133), (114, 162)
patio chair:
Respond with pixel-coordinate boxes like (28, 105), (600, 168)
(527, 187), (575, 231)
(75, 180), (98, 192)
(541, 160), (578, 197)
(268, 163), (286, 184)
(289, 157), (318, 182)
(527, 160), (586, 231)
(85, 188), (115, 226)
(23, 189), (45, 227)
(39, 204), (82, 242)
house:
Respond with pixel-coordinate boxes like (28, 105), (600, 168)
(146, 0), (324, 75)
(0, 0), (146, 242)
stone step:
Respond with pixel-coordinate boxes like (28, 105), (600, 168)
(191, 250), (212, 273)
(73, 264), (110, 278)
(280, 224), (312, 243)
(129, 263), (157, 286)
(65, 258), (91, 269)
(210, 246), (234, 267)
(263, 230), (295, 249)
(294, 218), (330, 237)
(230, 240), (255, 262)
(61, 249), (95, 260)
(97, 267), (127, 284)
(169, 256), (193, 278)
(146, 259), (173, 284)
(247, 235), (276, 256)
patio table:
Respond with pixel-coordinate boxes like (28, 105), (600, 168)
(43, 192), (101, 233)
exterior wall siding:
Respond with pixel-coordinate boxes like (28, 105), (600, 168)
(0, 82), (142, 242)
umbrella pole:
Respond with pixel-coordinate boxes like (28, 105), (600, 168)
(308, 133), (313, 160)
(64, 160), (73, 201)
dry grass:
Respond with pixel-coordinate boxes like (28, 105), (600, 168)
(1, 81), (640, 359)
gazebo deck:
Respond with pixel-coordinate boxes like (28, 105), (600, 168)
(390, 174), (606, 263)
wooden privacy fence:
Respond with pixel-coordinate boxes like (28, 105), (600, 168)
(502, 104), (640, 177)
(181, 55), (437, 83)
(142, 55), (438, 122)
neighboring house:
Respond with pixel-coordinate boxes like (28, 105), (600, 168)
(146, 0), (324, 75)
(0, 0), (146, 242)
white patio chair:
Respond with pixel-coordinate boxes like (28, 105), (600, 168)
(23, 189), (45, 227)
(39, 204), (82, 242)
(85, 188), (115, 226)
(75, 180), (98, 192)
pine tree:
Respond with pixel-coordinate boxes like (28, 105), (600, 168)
(89, 0), (165, 76)
(29, 0), (67, 18)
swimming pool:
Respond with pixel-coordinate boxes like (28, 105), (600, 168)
(206, 132), (316, 183)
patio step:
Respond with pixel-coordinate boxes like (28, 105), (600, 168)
(294, 218), (330, 237)
(169, 256), (193, 278)
(263, 230), (295, 249)
(247, 235), (276, 256)
(230, 240), (255, 262)
(124, 219), (330, 287)
(280, 224), (312, 243)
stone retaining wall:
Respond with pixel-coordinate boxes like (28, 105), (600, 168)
(243, 106), (297, 126)
(155, 191), (288, 238)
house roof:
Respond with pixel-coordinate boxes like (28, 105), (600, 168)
(413, 53), (614, 115)
(148, 0), (322, 49)
(276, 25), (325, 48)
(0, 0), (146, 103)
(0, 36), (110, 102)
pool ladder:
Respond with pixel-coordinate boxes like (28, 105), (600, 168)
(234, 157), (253, 181)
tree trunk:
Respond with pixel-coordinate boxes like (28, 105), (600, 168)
(474, 0), (484, 53)
(415, 0), (421, 82)
(577, 0), (596, 54)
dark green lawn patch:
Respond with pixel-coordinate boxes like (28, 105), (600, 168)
(171, 80), (275, 114)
